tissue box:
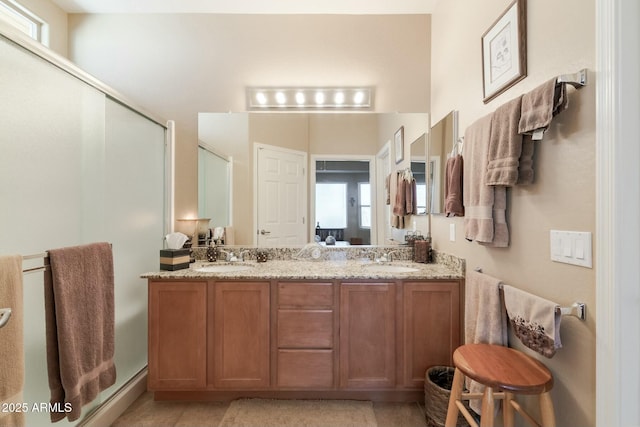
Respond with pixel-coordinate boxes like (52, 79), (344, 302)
(160, 249), (190, 271)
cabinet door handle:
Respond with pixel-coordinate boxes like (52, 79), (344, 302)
(260, 229), (271, 235)
(0, 308), (12, 329)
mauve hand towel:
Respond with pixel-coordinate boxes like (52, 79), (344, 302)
(518, 78), (568, 137)
(405, 177), (417, 215)
(393, 171), (406, 217)
(44, 242), (116, 422)
(445, 154), (464, 217)
(0, 255), (24, 427)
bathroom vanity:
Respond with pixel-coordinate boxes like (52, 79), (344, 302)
(142, 254), (464, 402)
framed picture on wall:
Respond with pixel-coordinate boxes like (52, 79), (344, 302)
(394, 126), (404, 164)
(481, 0), (527, 103)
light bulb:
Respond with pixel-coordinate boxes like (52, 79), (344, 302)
(353, 91), (365, 105)
(256, 92), (267, 105)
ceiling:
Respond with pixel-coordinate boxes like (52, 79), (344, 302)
(50, 0), (436, 14)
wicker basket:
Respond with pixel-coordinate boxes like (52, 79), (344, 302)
(424, 366), (470, 427)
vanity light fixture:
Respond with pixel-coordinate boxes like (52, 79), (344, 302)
(247, 87), (373, 110)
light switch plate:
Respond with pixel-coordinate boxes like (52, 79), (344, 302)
(550, 230), (592, 268)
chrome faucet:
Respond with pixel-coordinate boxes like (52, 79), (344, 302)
(218, 249), (237, 262)
(218, 249), (251, 262)
(376, 250), (400, 263)
(238, 250), (251, 261)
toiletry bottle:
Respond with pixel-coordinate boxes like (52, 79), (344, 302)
(206, 244), (217, 262)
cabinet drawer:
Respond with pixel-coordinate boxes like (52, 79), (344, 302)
(277, 350), (334, 388)
(278, 282), (334, 308)
(278, 310), (333, 348)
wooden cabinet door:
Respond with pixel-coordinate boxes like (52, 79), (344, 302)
(210, 281), (270, 389)
(402, 281), (461, 388)
(339, 282), (396, 389)
(148, 281), (207, 390)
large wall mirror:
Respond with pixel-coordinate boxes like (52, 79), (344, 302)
(428, 110), (458, 214)
(198, 112), (428, 246)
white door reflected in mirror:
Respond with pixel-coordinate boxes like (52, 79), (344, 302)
(256, 144), (307, 247)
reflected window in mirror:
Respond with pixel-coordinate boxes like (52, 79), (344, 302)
(315, 160), (371, 245)
(315, 183), (347, 229)
(358, 182), (371, 228)
(428, 157), (441, 214)
(410, 133), (427, 215)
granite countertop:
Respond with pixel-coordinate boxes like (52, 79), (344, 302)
(141, 259), (464, 281)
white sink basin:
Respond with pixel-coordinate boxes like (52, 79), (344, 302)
(194, 264), (254, 273)
(363, 264), (419, 273)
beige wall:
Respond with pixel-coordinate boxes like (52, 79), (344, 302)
(66, 14), (431, 226)
(430, 0), (595, 425)
(309, 114), (379, 155)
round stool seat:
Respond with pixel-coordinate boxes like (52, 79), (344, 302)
(453, 343), (554, 395)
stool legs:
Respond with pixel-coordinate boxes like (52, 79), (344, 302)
(444, 369), (557, 427)
(445, 367), (465, 427)
(539, 391), (556, 427)
(503, 392), (515, 427)
(480, 387), (494, 427)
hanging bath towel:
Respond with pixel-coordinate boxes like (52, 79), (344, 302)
(44, 242), (116, 422)
(0, 255), (24, 427)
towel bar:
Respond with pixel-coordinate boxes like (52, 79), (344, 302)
(498, 283), (586, 321)
(21, 244), (112, 275)
(556, 68), (587, 88)
(559, 302), (586, 321)
(0, 308), (11, 329)
(22, 251), (50, 274)
(473, 267), (587, 321)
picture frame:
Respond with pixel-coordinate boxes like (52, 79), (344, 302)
(481, 0), (527, 103)
(394, 126), (404, 164)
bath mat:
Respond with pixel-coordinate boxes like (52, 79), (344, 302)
(217, 399), (377, 427)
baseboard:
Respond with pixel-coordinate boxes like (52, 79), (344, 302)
(78, 367), (148, 427)
(153, 389), (424, 402)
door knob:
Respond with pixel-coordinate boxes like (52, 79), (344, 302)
(260, 229), (271, 235)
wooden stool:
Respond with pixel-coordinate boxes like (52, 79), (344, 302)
(445, 343), (555, 427)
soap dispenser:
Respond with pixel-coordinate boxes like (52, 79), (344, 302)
(206, 244), (218, 262)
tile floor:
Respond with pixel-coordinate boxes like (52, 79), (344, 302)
(111, 392), (429, 427)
